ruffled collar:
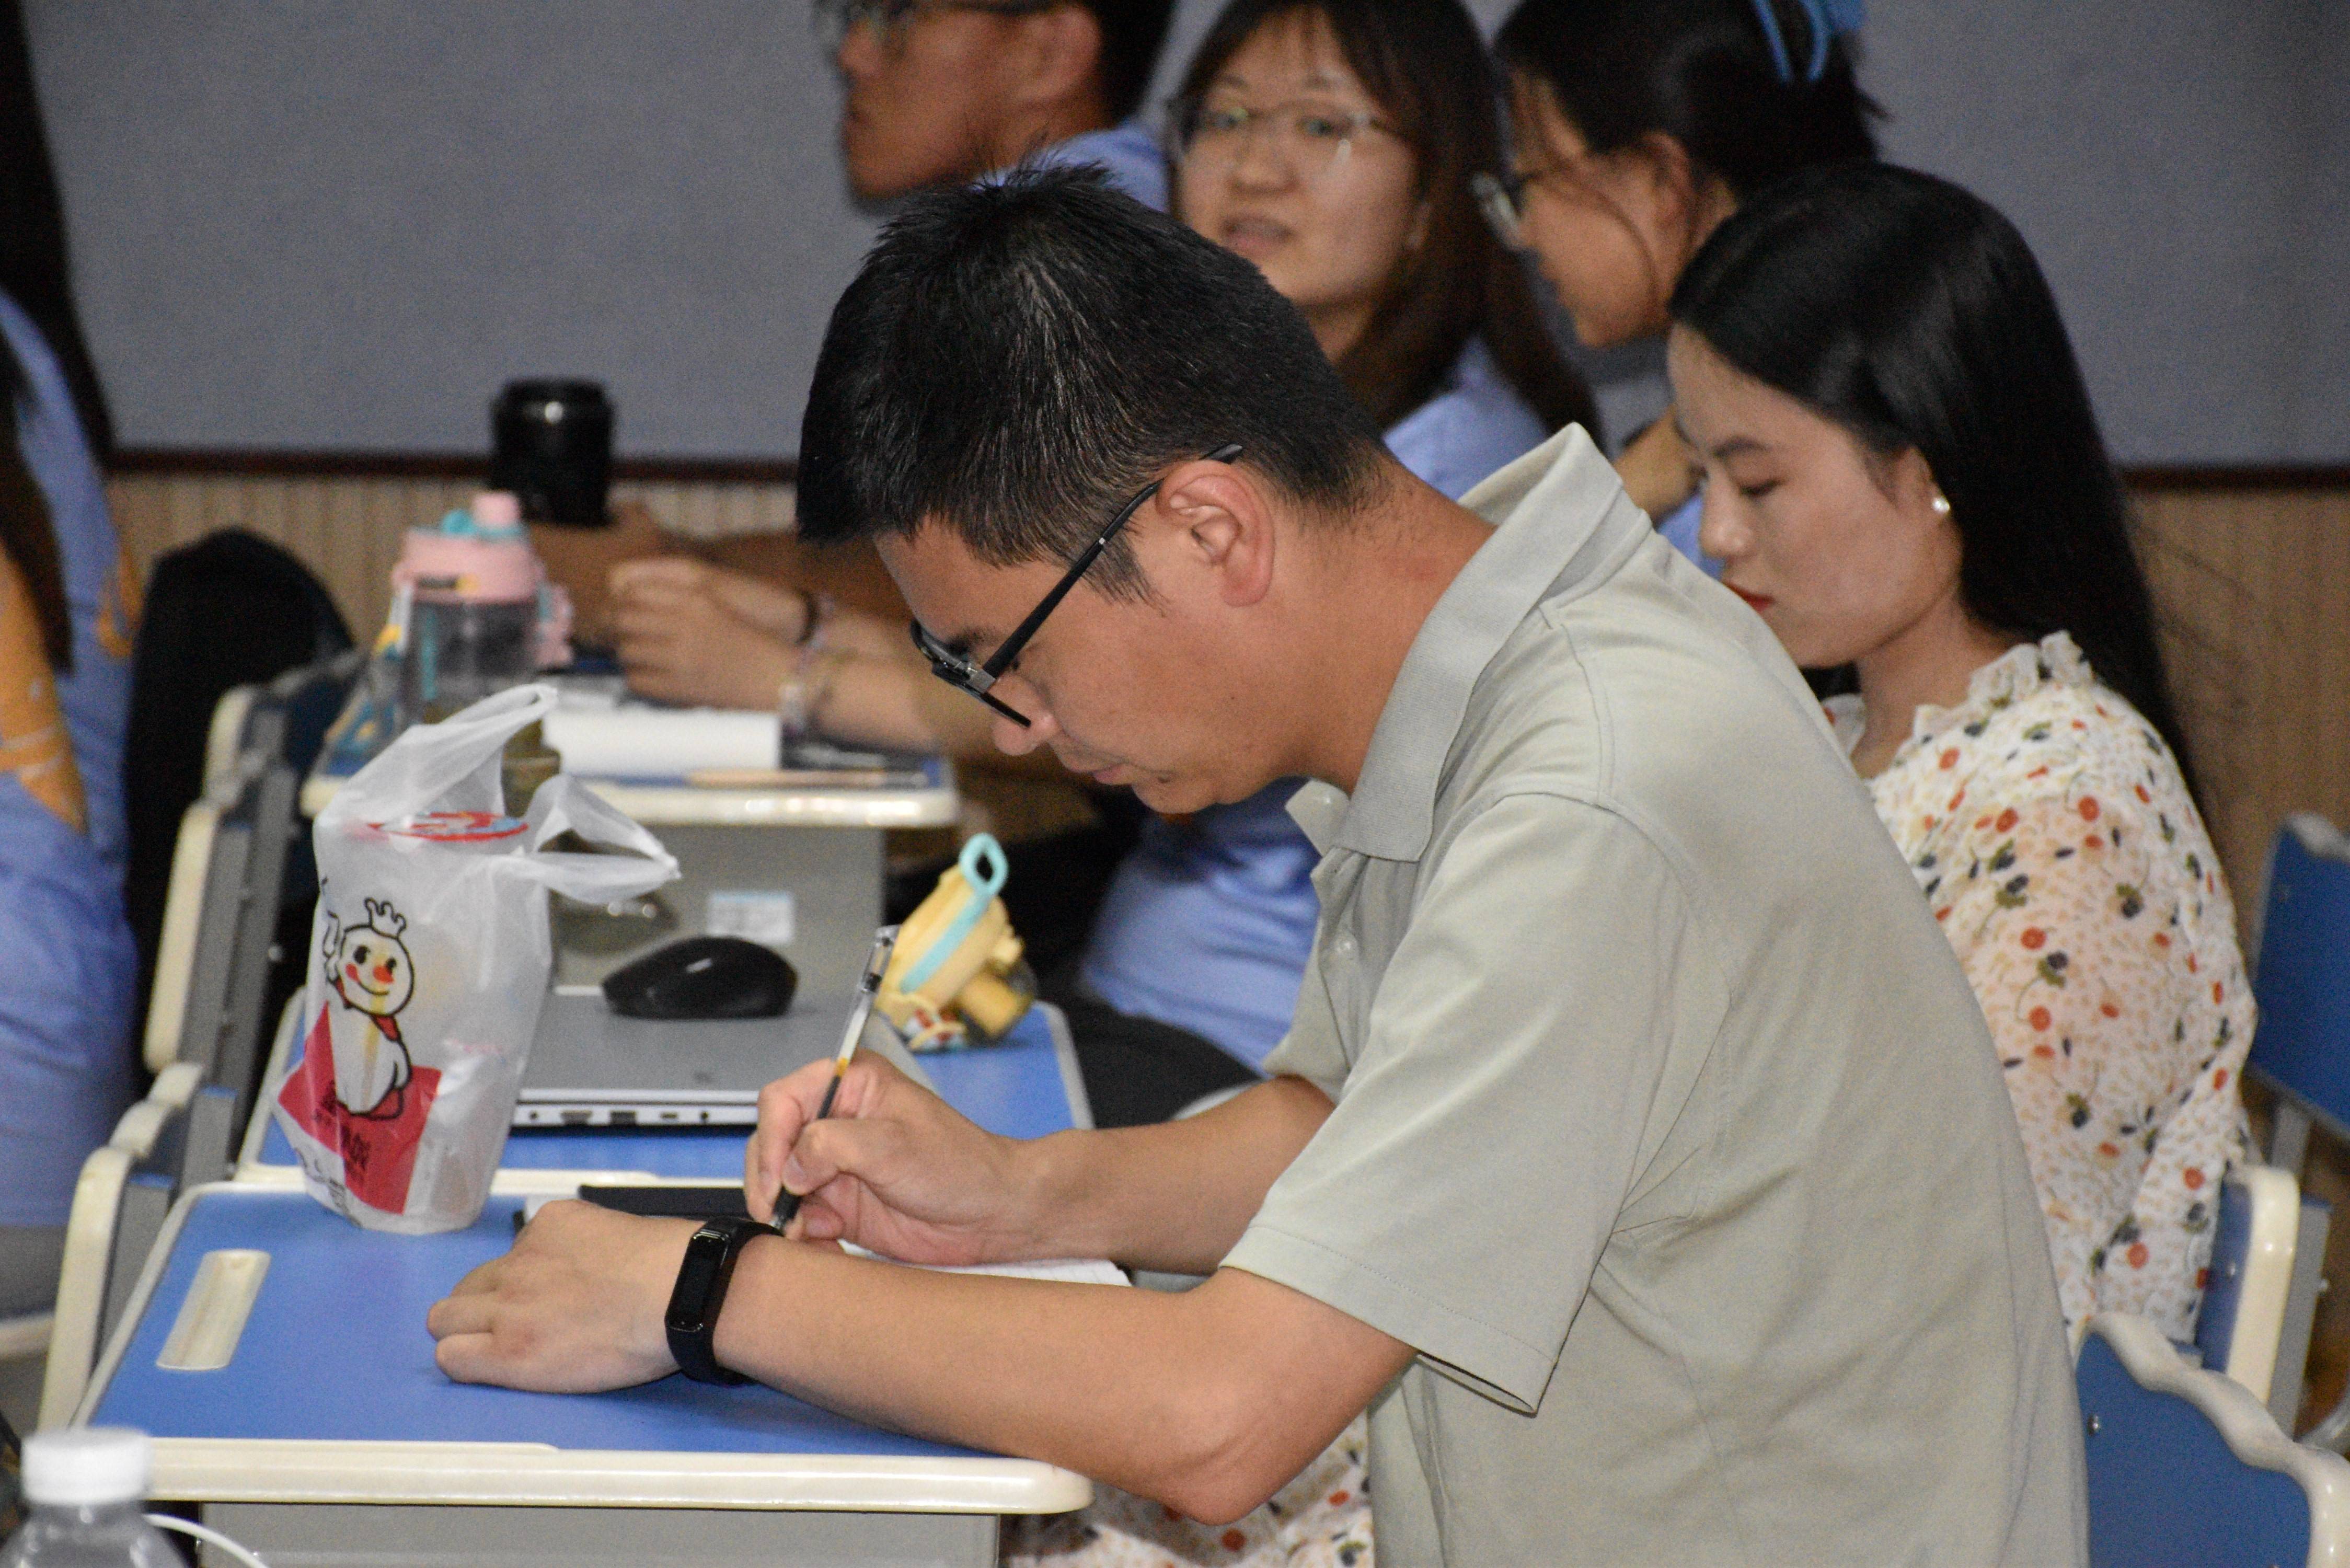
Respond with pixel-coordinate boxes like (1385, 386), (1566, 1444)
(1826, 631), (2094, 764)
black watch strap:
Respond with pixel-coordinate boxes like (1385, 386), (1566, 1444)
(665, 1217), (769, 1386)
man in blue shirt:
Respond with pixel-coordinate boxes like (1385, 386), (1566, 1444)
(818, 0), (1171, 208)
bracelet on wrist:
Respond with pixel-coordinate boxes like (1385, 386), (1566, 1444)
(793, 590), (836, 648)
(778, 646), (847, 743)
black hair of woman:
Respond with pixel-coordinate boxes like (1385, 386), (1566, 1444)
(1494, 0), (1880, 202)
(1172, 0), (1597, 439)
(0, 0), (100, 673)
(1669, 161), (2201, 804)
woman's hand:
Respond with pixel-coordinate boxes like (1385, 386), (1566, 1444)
(745, 1050), (1040, 1265)
(1614, 414), (1701, 521)
(608, 557), (799, 710)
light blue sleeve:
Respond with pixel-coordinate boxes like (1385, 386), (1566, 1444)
(0, 779), (137, 1227)
(1027, 119), (1168, 213)
(1381, 338), (1553, 501)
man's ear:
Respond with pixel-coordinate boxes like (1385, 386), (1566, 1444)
(1153, 459), (1278, 610)
(1005, 3), (1104, 113)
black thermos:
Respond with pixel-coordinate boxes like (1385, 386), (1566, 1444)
(490, 379), (614, 528)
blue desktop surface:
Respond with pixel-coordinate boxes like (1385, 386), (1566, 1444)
(254, 1005), (1081, 1172)
(92, 1186), (980, 1457)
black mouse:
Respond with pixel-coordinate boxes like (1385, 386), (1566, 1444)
(602, 936), (798, 1020)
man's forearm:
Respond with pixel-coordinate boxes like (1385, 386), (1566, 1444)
(711, 1241), (1390, 1523)
(1017, 1076), (1332, 1275)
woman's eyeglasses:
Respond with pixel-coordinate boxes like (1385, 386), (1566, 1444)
(1168, 96), (1401, 182)
(813, 0), (1054, 52)
(910, 445), (1245, 728)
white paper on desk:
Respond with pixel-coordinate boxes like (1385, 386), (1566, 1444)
(840, 1243), (1129, 1287)
(515, 1196), (1126, 1286)
(542, 705), (779, 777)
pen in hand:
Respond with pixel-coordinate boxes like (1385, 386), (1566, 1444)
(771, 924), (899, 1231)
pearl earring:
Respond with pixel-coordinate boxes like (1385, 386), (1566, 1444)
(1930, 493), (1952, 516)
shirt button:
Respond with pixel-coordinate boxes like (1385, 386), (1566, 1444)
(1333, 933), (1357, 957)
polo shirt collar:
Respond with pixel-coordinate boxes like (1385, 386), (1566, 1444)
(1287, 427), (1643, 861)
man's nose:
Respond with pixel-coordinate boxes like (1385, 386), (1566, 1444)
(373, 963), (396, 984)
(835, 22), (881, 80)
(992, 689), (1056, 755)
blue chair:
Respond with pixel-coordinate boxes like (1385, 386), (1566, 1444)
(2250, 816), (2350, 1444)
(2255, 816), (2350, 1173)
(2081, 1313), (2350, 1567)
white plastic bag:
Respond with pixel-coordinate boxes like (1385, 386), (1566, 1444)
(272, 684), (678, 1232)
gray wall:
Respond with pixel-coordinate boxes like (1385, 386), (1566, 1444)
(26, 1), (2344, 464)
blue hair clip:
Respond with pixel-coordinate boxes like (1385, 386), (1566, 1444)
(1749, 0), (1865, 84)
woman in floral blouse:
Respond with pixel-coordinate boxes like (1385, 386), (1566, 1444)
(1663, 163), (2250, 1345)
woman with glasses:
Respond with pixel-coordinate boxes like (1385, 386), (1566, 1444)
(1485, 0), (1876, 569)
(1166, 0), (1591, 498)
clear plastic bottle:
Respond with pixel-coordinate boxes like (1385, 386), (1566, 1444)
(0, 1429), (178, 1567)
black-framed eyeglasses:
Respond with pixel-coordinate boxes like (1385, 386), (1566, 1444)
(910, 444), (1245, 728)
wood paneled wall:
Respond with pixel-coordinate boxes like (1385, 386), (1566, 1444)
(2133, 484), (2350, 896)
(105, 470), (795, 640)
(107, 465), (2350, 903)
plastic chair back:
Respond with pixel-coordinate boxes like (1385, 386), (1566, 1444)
(2196, 1166), (2303, 1409)
(37, 1064), (203, 1429)
(2252, 817), (2350, 1140)
(2081, 1313), (2350, 1567)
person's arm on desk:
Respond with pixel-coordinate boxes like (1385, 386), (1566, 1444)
(607, 558), (1073, 774)
(429, 1054), (1407, 1525)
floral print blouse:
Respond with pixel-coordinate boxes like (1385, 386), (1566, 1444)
(1827, 632), (2253, 1343)
(1005, 1413), (1372, 1568)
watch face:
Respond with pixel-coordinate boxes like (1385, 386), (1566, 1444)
(667, 1233), (730, 1333)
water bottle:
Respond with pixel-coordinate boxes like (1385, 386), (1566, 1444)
(395, 493), (551, 728)
(0, 1428), (178, 1566)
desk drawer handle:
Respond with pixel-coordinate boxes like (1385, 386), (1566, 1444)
(158, 1249), (271, 1371)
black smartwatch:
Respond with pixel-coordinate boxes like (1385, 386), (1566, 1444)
(664, 1216), (770, 1385)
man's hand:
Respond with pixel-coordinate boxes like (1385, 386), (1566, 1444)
(427, 1201), (695, 1391)
(747, 1051), (1037, 1265)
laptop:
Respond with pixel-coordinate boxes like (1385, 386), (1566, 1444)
(515, 986), (865, 1127)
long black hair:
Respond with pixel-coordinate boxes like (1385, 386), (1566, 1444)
(1494, 0), (1879, 201)
(1171, 0), (1596, 437)
(1669, 162), (2198, 799)
(1, 0), (103, 673)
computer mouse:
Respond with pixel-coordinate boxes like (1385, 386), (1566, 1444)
(602, 935), (797, 1021)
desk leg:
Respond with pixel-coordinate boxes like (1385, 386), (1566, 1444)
(201, 1501), (996, 1567)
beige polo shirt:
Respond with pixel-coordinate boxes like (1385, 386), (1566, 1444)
(1223, 430), (2086, 1567)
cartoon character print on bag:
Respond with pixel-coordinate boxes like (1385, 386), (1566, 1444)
(277, 891), (446, 1216)
(322, 898), (419, 1118)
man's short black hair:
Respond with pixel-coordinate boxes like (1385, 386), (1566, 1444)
(1082, 0), (1175, 124)
(797, 166), (1387, 597)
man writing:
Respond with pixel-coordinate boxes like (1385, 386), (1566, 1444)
(433, 169), (2085, 1566)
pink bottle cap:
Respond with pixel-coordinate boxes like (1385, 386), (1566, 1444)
(394, 529), (539, 602)
(470, 491), (523, 532)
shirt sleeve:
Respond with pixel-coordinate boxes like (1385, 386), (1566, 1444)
(1224, 792), (1708, 1413)
(0, 777), (137, 1226)
(1931, 787), (2237, 1340)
